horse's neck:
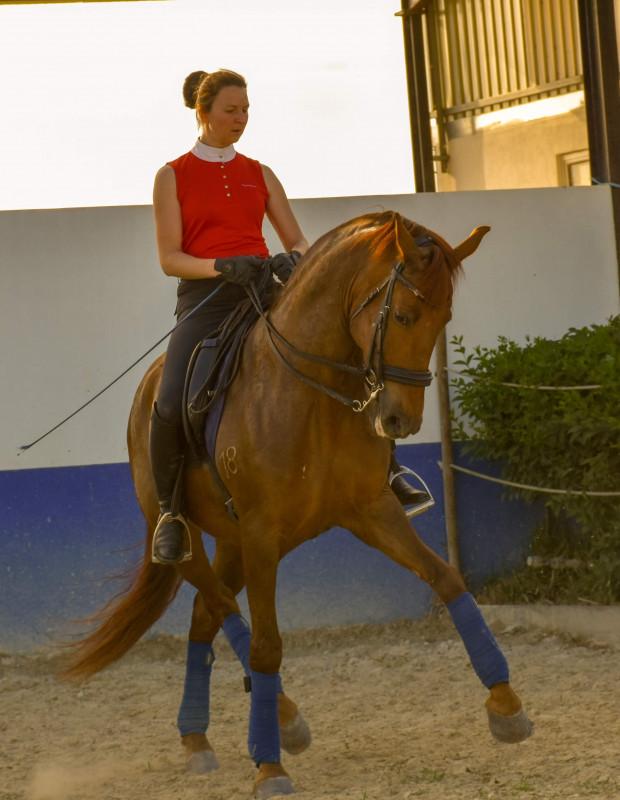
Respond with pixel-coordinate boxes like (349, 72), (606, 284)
(269, 256), (357, 363)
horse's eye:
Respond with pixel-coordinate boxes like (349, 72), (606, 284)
(393, 310), (411, 327)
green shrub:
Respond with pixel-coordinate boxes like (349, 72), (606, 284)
(450, 316), (620, 604)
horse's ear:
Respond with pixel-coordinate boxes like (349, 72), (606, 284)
(454, 226), (491, 261)
(393, 213), (429, 268)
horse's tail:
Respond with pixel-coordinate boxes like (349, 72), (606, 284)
(59, 538), (183, 683)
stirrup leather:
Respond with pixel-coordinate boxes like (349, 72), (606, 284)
(389, 466), (435, 519)
(151, 512), (193, 564)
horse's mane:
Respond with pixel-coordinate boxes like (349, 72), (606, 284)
(273, 211), (462, 314)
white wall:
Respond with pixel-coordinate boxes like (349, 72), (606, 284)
(2, 187), (618, 472)
(438, 103), (589, 191)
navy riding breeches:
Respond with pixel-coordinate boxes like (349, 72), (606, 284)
(155, 278), (246, 426)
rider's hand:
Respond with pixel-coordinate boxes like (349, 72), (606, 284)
(214, 255), (265, 286)
(270, 250), (302, 284)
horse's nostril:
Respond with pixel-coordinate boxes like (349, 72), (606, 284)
(382, 413), (421, 438)
(385, 415), (403, 436)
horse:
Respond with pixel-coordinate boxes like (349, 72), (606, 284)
(61, 211), (533, 799)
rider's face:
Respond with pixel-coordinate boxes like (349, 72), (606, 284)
(200, 86), (249, 148)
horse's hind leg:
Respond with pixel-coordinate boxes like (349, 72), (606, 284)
(349, 495), (533, 743)
(172, 526), (241, 773)
(174, 592), (223, 774)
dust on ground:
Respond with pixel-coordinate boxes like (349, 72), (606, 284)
(1, 613), (618, 800)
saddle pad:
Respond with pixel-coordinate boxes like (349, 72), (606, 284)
(184, 301), (261, 458)
(203, 347), (234, 461)
(183, 274), (278, 462)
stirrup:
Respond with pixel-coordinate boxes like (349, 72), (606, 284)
(151, 512), (193, 564)
(389, 466), (435, 519)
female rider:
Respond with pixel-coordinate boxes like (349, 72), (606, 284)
(150, 69), (428, 564)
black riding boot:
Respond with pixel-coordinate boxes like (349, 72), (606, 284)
(150, 405), (191, 564)
(389, 443), (435, 519)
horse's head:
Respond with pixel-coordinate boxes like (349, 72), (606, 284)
(348, 212), (489, 439)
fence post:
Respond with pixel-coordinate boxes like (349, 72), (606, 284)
(436, 329), (461, 572)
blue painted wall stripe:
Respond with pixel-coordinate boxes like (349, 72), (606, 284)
(1, 444), (540, 652)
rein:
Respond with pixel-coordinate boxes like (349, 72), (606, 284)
(247, 248), (434, 413)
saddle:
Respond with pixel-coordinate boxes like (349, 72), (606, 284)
(181, 273), (277, 473)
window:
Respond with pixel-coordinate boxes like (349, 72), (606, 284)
(557, 149), (591, 186)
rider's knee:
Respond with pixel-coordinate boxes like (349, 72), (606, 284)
(153, 397), (182, 427)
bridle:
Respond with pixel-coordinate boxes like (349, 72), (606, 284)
(247, 236), (437, 412)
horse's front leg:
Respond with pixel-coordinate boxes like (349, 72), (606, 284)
(349, 489), (533, 744)
(213, 542), (312, 757)
(241, 527), (295, 799)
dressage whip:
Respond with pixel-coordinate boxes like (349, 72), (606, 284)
(18, 283), (225, 454)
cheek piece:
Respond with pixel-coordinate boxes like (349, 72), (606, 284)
(447, 592), (510, 688)
(177, 641), (215, 737)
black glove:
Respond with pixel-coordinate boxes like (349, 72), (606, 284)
(213, 255), (264, 286)
(270, 250), (302, 284)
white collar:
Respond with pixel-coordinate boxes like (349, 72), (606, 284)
(191, 139), (237, 163)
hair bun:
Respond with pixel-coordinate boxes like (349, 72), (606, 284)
(182, 70), (208, 109)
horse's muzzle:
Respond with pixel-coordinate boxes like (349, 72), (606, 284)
(375, 407), (422, 439)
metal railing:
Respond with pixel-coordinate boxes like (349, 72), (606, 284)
(426, 0), (584, 120)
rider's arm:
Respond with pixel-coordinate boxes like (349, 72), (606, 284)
(153, 165), (219, 279)
(262, 165), (309, 257)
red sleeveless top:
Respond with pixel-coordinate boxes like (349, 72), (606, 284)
(168, 150), (270, 258)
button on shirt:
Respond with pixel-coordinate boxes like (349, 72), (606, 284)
(167, 140), (269, 258)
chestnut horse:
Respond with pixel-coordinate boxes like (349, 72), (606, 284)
(62, 212), (532, 799)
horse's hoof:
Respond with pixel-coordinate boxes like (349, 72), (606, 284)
(280, 711), (312, 755)
(487, 707), (534, 743)
(186, 749), (220, 774)
(254, 776), (295, 799)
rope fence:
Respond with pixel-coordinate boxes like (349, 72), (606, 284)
(442, 363), (619, 497)
(592, 177), (620, 189)
(439, 461), (620, 497)
(444, 367), (613, 392)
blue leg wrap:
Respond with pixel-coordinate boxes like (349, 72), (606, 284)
(447, 592), (510, 688)
(222, 613), (252, 675)
(177, 641), (215, 737)
(222, 614), (283, 692)
(248, 671), (281, 765)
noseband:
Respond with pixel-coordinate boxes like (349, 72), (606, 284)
(249, 238), (436, 412)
